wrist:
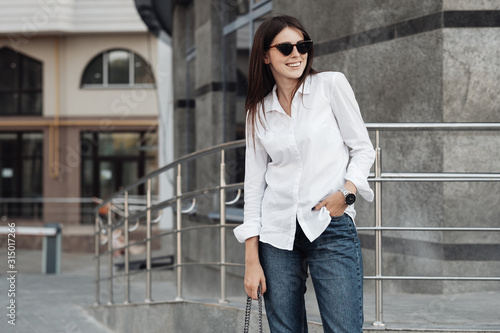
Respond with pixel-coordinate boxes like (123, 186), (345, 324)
(245, 236), (260, 265)
(245, 258), (260, 266)
(339, 186), (356, 205)
(343, 180), (357, 194)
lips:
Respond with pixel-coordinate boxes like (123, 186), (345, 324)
(287, 62), (301, 68)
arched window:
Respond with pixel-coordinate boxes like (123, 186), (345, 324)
(81, 49), (155, 88)
(0, 47), (43, 116)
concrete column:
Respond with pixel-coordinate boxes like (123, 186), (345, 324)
(441, 0), (500, 293)
(43, 125), (81, 226)
(275, 0), (500, 294)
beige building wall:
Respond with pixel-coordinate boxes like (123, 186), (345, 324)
(0, 33), (159, 237)
(0, 0), (162, 251)
(0, 33), (159, 119)
(61, 33), (159, 118)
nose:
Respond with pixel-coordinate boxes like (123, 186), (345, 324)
(290, 45), (301, 56)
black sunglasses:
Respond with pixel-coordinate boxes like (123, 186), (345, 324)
(269, 40), (313, 56)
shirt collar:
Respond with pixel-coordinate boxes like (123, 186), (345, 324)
(264, 75), (311, 113)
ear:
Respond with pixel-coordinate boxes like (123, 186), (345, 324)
(263, 52), (270, 64)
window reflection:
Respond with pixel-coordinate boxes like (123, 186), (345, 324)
(224, 23), (250, 189)
(80, 131), (157, 224)
(0, 94), (18, 115)
(22, 56), (42, 90)
(81, 49), (155, 88)
(223, 0), (270, 24)
(81, 55), (103, 84)
(0, 132), (43, 218)
(221, 1), (272, 192)
(134, 56), (154, 85)
(0, 48), (19, 90)
(108, 50), (130, 84)
(97, 132), (141, 156)
(21, 93), (42, 115)
(0, 47), (43, 116)
(224, 0), (249, 23)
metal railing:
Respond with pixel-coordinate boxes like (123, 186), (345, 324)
(0, 196), (158, 226)
(94, 123), (500, 326)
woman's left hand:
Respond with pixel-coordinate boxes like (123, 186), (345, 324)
(312, 181), (357, 217)
(311, 191), (347, 217)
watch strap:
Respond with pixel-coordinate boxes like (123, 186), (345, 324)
(339, 186), (351, 197)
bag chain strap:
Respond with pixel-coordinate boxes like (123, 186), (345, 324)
(243, 287), (263, 333)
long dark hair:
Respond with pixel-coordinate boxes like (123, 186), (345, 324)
(246, 15), (317, 143)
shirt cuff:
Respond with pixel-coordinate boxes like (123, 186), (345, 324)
(233, 218), (261, 243)
(345, 166), (374, 202)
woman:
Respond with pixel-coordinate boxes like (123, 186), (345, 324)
(234, 15), (375, 333)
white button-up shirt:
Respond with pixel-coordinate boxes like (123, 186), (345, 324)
(233, 72), (375, 250)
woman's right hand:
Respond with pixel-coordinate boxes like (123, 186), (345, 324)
(244, 261), (266, 300)
(244, 236), (266, 300)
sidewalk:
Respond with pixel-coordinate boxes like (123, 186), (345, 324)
(1, 250), (499, 332)
(0, 250), (112, 333)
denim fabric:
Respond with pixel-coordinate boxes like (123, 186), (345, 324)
(259, 214), (364, 333)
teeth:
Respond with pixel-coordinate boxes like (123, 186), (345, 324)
(287, 62), (300, 67)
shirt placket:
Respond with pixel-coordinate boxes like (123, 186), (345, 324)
(287, 97), (303, 248)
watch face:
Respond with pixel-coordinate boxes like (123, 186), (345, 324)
(346, 193), (356, 205)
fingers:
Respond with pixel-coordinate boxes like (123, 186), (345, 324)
(244, 284), (251, 299)
(245, 277), (266, 299)
(311, 192), (338, 211)
(312, 191), (346, 212)
(260, 278), (267, 296)
(245, 280), (266, 300)
(311, 199), (327, 211)
(245, 283), (260, 300)
(244, 261), (266, 300)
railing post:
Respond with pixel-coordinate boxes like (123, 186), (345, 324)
(94, 213), (100, 305)
(175, 163), (183, 301)
(219, 149), (228, 303)
(373, 130), (385, 327)
(107, 202), (113, 305)
(124, 191), (130, 304)
(145, 179), (153, 303)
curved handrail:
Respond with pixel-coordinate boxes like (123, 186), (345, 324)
(226, 189), (242, 205)
(95, 122), (500, 212)
(94, 182), (245, 235)
(95, 140), (246, 211)
(94, 123), (500, 328)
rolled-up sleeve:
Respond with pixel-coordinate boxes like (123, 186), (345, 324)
(330, 73), (375, 202)
(233, 113), (269, 243)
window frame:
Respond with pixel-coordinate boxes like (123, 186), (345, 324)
(0, 131), (44, 218)
(221, 0), (272, 137)
(220, 0), (272, 192)
(80, 49), (156, 90)
(79, 130), (157, 224)
(0, 47), (43, 116)
(222, 0), (272, 37)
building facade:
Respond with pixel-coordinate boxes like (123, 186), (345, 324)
(0, 0), (160, 250)
(172, 0), (500, 295)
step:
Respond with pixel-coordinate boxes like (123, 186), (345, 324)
(88, 300), (500, 333)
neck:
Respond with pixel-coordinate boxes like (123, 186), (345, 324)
(275, 77), (299, 106)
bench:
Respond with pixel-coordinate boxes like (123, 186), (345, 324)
(0, 223), (62, 274)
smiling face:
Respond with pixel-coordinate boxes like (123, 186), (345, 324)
(264, 27), (308, 86)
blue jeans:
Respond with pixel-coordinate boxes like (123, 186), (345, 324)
(259, 214), (364, 333)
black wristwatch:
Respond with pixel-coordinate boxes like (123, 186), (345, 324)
(339, 186), (356, 205)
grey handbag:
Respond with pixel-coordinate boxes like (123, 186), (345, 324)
(243, 288), (263, 333)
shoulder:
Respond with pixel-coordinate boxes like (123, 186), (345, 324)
(263, 89), (274, 106)
(310, 71), (348, 84)
(308, 71), (350, 91)
(307, 72), (351, 94)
